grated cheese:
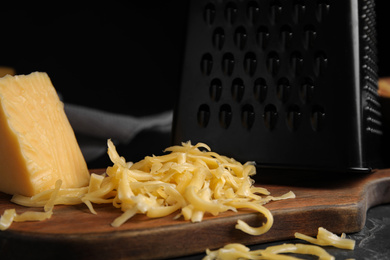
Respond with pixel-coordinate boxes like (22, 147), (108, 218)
(0, 179), (62, 230)
(204, 227), (356, 260)
(204, 242), (336, 260)
(1, 140), (295, 234)
(295, 227), (356, 250)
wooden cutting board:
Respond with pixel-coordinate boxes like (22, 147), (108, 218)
(0, 168), (389, 260)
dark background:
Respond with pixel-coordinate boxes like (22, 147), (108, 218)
(1, 1), (390, 114)
(0, 1), (188, 116)
(0, 1), (390, 167)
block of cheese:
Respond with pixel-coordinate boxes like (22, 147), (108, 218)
(0, 72), (90, 196)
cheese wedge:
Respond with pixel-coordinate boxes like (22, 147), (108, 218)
(0, 72), (90, 196)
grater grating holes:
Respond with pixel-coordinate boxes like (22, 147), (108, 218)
(360, 0), (381, 135)
(263, 104), (278, 130)
(197, 104), (210, 128)
(267, 51), (281, 77)
(203, 3), (216, 26)
(311, 105), (325, 132)
(209, 78), (222, 102)
(219, 104), (233, 129)
(244, 52), (257, 76)
(242, 104), (255, 130)
(254, 78), (268, 103)
(247, 1), (260, 24)
(293, 0), (306, 23)
(234, 26), (247, 50)
(303, 24), (317, 49)
(269, 0), (283, 24)
(316, 0), (330, 22)
(200, 53), (213, 76)
(290, 51), (304, 76)
(212, 27), (225, 50)
(222, 53), (235, 76)
(225, 2), (238, 25)
(195, 0), (337, 132)
(280, 25), (293, 50)
(314, 51), (328, 76)
(286, 104), (301, 131)
(299, 77), (315, 104)
(231, 78), (245, 102)
(276, 77), (291, 103)
(257, 26), (270, 50)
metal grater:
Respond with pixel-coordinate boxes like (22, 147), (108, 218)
(172, 0), (382, 173)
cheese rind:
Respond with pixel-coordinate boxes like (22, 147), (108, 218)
(0, 72), (90, 196)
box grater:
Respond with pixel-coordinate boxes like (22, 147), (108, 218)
(172, 0), (383, 173)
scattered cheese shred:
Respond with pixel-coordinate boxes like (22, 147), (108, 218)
(204, 227), (356, 260)
(0, 209), (16, 231)
(204, 243), (335, 260)
(0, 179), (62, 230)
(295, 227), (356, 250)
(1, 140), (295, 234)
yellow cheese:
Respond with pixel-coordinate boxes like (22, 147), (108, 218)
(0, 72), (89, 196)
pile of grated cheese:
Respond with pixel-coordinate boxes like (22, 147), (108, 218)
(1, 140), (295, 233)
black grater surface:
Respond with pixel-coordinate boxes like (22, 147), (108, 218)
(173, 0), (383, 172)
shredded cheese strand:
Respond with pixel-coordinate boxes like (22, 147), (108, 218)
(0, 209), (16, 231)
(111, 207), (138, 228)
(44, 179), (62, 212)
(14, 211), (52, 222)
(295, 227), (355, 250)
(229, 201), (274, 236)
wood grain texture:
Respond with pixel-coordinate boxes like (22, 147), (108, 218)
(0, 169), (389, 260)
